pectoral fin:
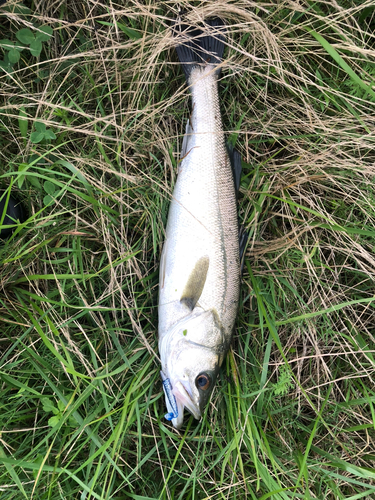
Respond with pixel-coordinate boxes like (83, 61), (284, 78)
(180, 256), (209, 310)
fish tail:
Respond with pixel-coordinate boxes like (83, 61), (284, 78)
(173, 17), (226, 82)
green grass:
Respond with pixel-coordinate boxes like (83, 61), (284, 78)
(1, 0), (375, 498)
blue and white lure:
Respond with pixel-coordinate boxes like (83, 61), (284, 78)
(161, 372), (178, 420)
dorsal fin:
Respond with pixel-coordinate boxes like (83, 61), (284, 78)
(227, 144), (242, 198)
(180, 256), (209, 310)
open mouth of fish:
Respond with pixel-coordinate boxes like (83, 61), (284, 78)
(174, 381), (201, 419)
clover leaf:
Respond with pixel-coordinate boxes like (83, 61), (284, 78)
(8, 48), (20, 64)
(35, 26), (53, 42)
(0, 39), (19, 50)
(0, 54), (13, 73)
(29, 39), (42, 57)
(0, 25), (52, 70)
(16, 28), (34, 45)
(30, 121), (56, 143)
(15, 25), (53, 57)
(0, 39), (24, 70)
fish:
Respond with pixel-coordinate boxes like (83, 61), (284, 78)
(158, 17), (244, 429)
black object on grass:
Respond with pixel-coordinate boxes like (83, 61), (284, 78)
(0, 191), (26, 239)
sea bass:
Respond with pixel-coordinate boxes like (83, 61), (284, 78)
(158, 18), (242, 429)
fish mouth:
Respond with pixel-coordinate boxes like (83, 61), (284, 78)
(161, 371), (201, 429)
(173, 381), (201, 421)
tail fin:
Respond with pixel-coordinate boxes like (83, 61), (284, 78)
(173, 17), (226, 82)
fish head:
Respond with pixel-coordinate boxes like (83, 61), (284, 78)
(159, 308), (225, 429)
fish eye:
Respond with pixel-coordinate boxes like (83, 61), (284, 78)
(196, 373), (210, 391)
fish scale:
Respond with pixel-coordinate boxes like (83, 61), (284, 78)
(158, 18), (241, 429)
(160, 67), (239, 333)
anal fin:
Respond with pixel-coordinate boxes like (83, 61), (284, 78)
(239, 225), (248, 275)
(181, 119), (194, 159)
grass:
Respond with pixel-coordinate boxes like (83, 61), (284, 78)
(1, 0), (375, 498)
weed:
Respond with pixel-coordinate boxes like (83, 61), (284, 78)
(0, 24), (52, 73)
(1, 1), (375, 499)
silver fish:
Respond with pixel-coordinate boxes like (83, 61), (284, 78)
(158, 18), (242, 429)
